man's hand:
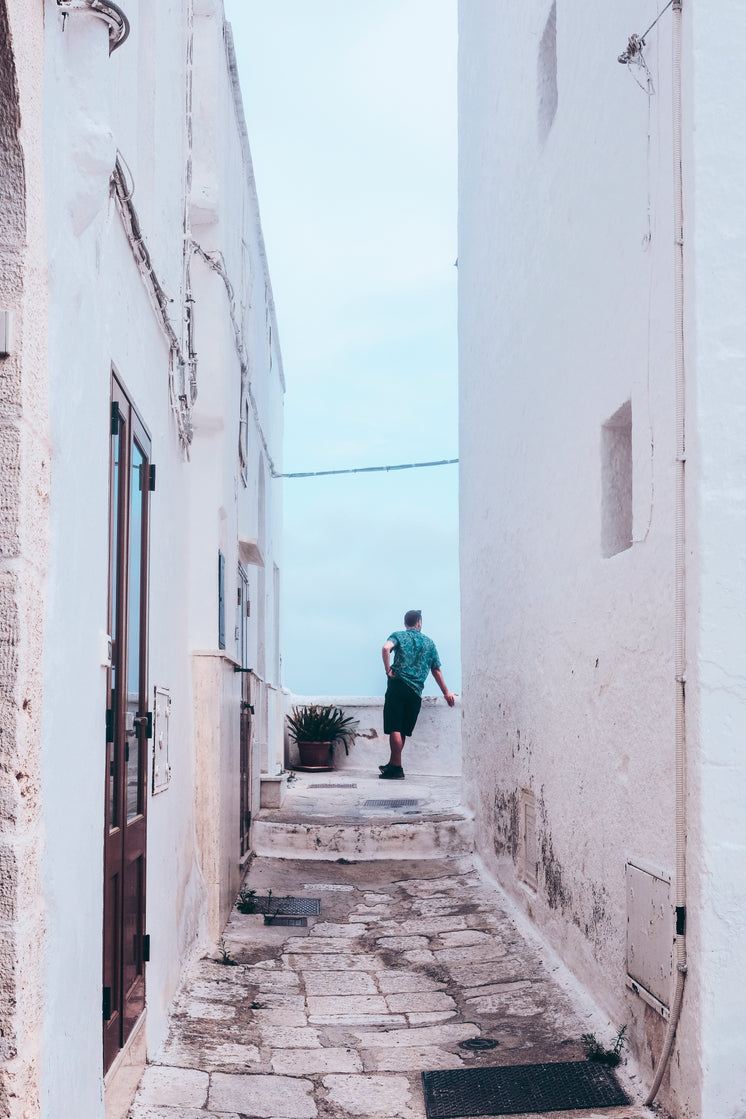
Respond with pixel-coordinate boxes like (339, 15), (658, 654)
(431, 667), (456, 706)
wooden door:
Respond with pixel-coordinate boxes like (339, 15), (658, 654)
(238, 566), (252, 855)
(103, 375), (151, 1073)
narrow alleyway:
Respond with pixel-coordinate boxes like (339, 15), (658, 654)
(129, 777), (656, 1119)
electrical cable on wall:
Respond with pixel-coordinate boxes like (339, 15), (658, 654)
(618, 0), (674, 66)
(278, 458), (458, 480)
(191, 242), (279, 481)
(111, 154), (193, 449)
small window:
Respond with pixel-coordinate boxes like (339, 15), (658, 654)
(601, 401), (633, 558)
(538, 1), (558, 145)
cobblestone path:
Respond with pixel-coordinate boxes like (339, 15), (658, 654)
(129, 856), (653, 1119)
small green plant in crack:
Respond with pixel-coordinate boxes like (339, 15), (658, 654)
(263, 888), (279, 924)
(250, 999), (265, 1010)
(262, 890), (299, 925)
(236, 887), (257, 914)
(581, 1025), (627, 1066)
(217, 937), (239, 966)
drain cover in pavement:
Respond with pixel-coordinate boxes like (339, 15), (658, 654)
(421, 1062), (629, 1117)
(264, 915), (307, 927)
(364, 799), (419, 808)
(252, 896), (321, 916)
(458, 1037), (499, 1051)
(309, 783), (358, 789)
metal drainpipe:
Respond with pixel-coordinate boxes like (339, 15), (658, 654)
(646, 0), (688, 1104)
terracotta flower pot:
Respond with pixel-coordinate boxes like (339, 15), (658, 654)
(297, 740), (333, 768)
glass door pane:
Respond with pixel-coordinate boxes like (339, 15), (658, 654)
(126, 442), (145, 821)
(109, 422), (121, 831)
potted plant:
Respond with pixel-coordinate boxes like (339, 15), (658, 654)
(287, 704), (355, 769)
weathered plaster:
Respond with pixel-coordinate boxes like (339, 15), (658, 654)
(0, 0), (49, 1113)
(458, 1), (688, 1113)
(23, 0), (283, 1111)
(461, 2), (746, 1116)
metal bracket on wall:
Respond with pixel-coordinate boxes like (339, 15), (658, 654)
(56, 0), (130, 54)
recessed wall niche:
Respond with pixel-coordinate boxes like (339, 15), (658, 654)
(601, 400), (633, 558)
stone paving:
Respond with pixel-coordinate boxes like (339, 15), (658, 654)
(129, 853), (657, 1119)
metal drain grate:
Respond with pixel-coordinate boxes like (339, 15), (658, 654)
(364, 798), (419, 809)
(252, 896), (321, 916)
(309, 783), (358, 789)
(421, 1062), (629, 1117)
(264, 915), (308, 927)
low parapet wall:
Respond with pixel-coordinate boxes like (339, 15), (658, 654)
(283, 694), (462, 777)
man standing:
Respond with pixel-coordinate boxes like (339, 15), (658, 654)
(380, 609), (456, 779)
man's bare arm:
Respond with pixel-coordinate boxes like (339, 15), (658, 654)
(431, 667), (456, 707)
(382, 639), (396, 677)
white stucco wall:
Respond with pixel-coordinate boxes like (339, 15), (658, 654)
(458, 2), (694, 1113)
(460, 3), (746, 1116)
(687, 3), (746, 1116)
(21, 0), (284, 1111)
(284, 695), (462, 777)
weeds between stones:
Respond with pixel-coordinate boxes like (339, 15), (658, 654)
(217, 937), (239, 966)
(581, 1025), (627, 1066)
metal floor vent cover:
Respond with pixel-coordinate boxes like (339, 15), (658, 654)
(459, 1038), (499, 1051)
(309, 783), (358, 789)
(421, 1062), (629, 1117)
(264, 915), (307, 927)
(364, 798), (419, 809)
(252, 896), (321, 916)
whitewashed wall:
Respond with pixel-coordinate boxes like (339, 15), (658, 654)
(3, 0), (286, 1112)
(686, 3), (746, 1116)
(458, 2), (697, 1115)
(284, 695), (462, 777)
(460, 2), (746, 1115)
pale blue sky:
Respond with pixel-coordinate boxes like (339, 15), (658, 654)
(224, 0), (459, 696)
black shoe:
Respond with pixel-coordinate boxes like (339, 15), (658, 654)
(379, 765), (405, 780)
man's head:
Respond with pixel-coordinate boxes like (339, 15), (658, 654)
(404, 609), (422, 629)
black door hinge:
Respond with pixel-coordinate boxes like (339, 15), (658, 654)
(134, 711), (153, 739)
(106, 708), (114, 743)
(103, 986), (112, 1020)
(149, 464), (156, 491)
(110, 401), (120, 435)
(142, 934), (151, 962)
(676, 906), (686, 936)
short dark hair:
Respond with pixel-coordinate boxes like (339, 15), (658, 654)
(404, 609), (422, 628)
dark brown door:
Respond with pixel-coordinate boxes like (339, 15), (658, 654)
(238, 566), (252, 855)
(103, 376), (151, 1073)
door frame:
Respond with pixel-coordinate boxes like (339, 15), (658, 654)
(103, 370), (152, 1073)
(237, 564), (252, 855)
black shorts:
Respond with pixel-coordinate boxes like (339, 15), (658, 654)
(383, 676), (422, 737)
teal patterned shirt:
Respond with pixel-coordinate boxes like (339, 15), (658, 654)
(387, 629), (441, 696)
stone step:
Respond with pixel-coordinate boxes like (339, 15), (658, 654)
(251, 813), (474, 861)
